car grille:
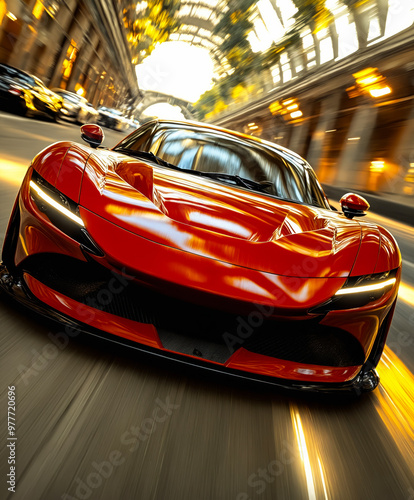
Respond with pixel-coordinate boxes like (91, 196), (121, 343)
(22, 254), (365, 367)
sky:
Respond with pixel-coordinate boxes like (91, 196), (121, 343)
(142, 103), (186, 120)
(135, 41), (215, 104)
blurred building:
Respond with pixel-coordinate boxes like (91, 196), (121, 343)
(0, 0), (139, 107)
(199, 0), (414, 199)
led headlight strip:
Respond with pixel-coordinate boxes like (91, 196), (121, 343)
(29, 180), (84, 227)
(335, 277), (396, 295)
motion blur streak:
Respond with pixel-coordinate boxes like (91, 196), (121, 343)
(317, 457), (329, 500)
(375, 347), (414, 467)
(291, 406), (317, 500)
(398, 282), (414, 305)
(0, 158), (29, 186)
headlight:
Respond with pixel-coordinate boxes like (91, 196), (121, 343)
(335, 275), (396, 296)
(30, 178), (84, 226)
(29, 170), (103, 256)
(310, 269), (398, 314)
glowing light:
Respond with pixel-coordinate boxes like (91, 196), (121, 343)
(75, 86), (85, 96)
(32, 0), (44, 20)
(370, 160), (385, 172)
(29, 181), (84, 226)
(369, 86), (392, 97)
(291, 408), (317, 500)
(317, 457), (329, 500)
(286, 104), (298, 110)
(269, 101), (283, 114)
(357, 76), (378, 86)
(290, 110), (303, 118)
(335, 278), (396, 295)
(375, 347), (414, 464)
(6, 11), (17, 21)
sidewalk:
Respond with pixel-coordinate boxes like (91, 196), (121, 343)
(322, 185), (414, 227)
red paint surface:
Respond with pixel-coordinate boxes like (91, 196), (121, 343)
(226, 348), (361, 382)
(81, 124), (104, 143)
(9, 130), (401, 386)
(340, 192), (370, 212)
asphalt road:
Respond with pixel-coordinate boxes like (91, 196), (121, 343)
(0, 112), (413, 500)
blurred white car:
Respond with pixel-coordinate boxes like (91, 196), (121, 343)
(52, 89), (98, 124)
(97, 106), (130, 132)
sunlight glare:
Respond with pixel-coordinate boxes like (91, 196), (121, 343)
(143, 103), (186, 120)
(136, 42), (214, 103)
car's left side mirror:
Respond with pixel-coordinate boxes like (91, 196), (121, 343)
(340, 193), (370, 219)
(81, 124), (104, 148)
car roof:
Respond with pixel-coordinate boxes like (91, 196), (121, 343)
(0, 63), (31, 76)
(0, 64), (35, 82)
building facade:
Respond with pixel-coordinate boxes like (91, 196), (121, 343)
(0, 0), (139, 108)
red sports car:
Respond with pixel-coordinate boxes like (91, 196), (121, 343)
(0, 120), (401, 394)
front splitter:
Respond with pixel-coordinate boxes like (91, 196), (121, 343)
(0, 262), (378, 395)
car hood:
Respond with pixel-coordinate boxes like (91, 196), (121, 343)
(79, 152), (363, 278)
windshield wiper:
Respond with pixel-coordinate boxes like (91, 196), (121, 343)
(113, 148), (273, 193)
(186, 171), (273, 193)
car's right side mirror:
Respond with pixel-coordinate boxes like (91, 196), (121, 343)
(340, 193), (370, 219)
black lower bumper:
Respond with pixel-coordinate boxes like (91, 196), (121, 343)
(0, 262), (379, 395)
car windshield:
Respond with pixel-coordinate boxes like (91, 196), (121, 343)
(57, 92), (83, 104)
(0, 65), (35, 86)
(100, 107), (122, 115)
(115, 127), (330, 209)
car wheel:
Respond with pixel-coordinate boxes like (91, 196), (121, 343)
(24, 106), (34, 119)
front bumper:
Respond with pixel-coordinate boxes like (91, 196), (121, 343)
(0, 261), (380, 394)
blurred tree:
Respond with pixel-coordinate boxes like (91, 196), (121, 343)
(195, 0), (338, 119)
(292, 0), (334, 33)
(213, 1), (256, 72)
(123, 0), (182, 64)
(342, 0), (371, 7)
